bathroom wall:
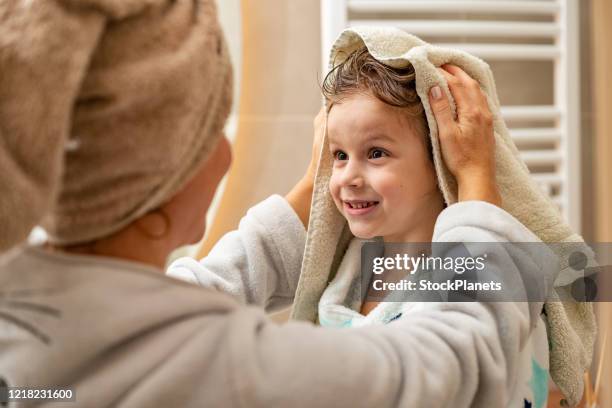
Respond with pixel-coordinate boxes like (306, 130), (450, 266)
(198, 0), (322, 257)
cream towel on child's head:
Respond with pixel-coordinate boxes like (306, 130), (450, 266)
(290, 27), (595, 407)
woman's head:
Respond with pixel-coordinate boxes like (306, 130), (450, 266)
(0, 0), (233, 257)
(322, 47), (443, 241)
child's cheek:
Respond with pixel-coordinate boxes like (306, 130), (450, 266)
(371, 170), (401, 205)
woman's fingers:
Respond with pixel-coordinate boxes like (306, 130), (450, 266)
(428, 84), (458, 138)
(443, 64), (490, 109)
(438, 65), (480, 112)
(439, 64), (493, 130)
(304, 107), (326, 183)
(441, 64), (475, 84)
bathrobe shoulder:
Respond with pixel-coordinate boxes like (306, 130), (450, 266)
(0, 198), (554, 407)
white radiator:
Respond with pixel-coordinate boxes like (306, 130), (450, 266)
(321, 0), (582, 232)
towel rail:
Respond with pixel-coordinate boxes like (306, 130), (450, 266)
(348, 20), (559, 39)
(520, 150), (563, 166)
(531, 173), (563, 187)
(434, 43), (560, 60)
(510, 128), (561, 144)
(558, 0), (582, 232)
(501, 106), (561, 121)
(348, 0), (561, 15)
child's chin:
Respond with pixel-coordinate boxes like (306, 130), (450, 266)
(349, 227), (377, 240)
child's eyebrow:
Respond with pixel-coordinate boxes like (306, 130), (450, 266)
(366, 133), (395, 144)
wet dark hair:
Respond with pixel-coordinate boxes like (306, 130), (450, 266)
(321, 47), (431, 157)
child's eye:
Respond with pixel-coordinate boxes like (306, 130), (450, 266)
(368, 148), (388, 159)
(333, 150), (348, 161)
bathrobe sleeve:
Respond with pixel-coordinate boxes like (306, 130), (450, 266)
(167, 195), (307, 312)
(163, 200), (554, 407)
(212, 200), (555, 407)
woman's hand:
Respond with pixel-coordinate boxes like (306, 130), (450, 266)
(304, 107), (326, 186)
(428, 64), (501, 207)
(284, 107), (326, 228)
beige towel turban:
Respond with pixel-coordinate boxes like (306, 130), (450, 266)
(0, 0), (232, 251)
(291, 27), (596, 406)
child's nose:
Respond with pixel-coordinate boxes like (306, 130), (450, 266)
(341, 161), (364, 188)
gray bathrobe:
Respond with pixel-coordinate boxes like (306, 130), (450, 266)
(0, 195), (554, 407)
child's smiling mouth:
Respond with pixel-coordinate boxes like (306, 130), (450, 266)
(343, 200), (380, 216)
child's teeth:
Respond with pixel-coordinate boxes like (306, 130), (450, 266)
(347, 201), (378, 209)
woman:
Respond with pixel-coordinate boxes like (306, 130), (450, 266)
(0, 1), (551, 406)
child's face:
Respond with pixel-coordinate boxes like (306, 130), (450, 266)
(327, 92), (440, 241)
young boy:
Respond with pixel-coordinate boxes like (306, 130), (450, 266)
(168, 45), (552, 407)
(320, 47), (444, 319)
(315, 46), (550, 407)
